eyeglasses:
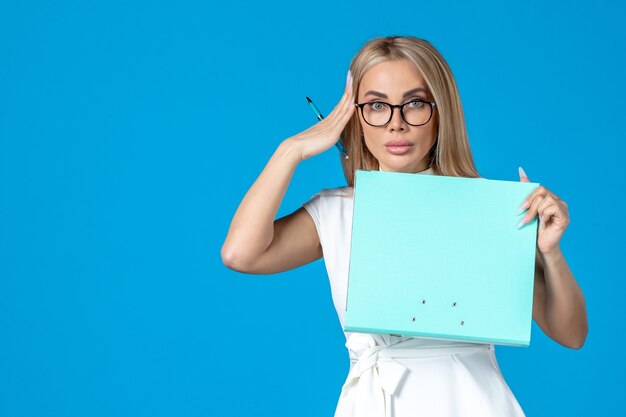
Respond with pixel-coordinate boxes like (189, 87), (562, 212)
(354, 99), (437, 127)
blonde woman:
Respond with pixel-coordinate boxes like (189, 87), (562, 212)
(221, 35), (587, 416)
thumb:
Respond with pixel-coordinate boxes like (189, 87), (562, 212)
(519, 166), (530, 182)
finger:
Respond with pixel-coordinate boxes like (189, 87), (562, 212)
(321, 96), (355, 136)
(330, 93), (355, 121)
(342, 96), (356, 117)
(519, 166), (530, 182)
(537, 195), (558, 213)
(326, 78), (353, 117)
(337, 88), (357, 117)
(517, 195), (544, 229)
(539, 203), (561, 228)
(536, 186), (562, 202)
(518, 185), (549, 214)
(528, 193), (560, 225)
(330, 83), (355, 116)
(336, 98), (357, 127)
(347, 70), (353, 96)
(537, 196), (558, 224)
(343, 71), (355, 102)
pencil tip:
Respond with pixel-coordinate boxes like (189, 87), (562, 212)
(305, 96), (312, 103)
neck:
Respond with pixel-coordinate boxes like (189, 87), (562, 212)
(379, 164), (431, 173)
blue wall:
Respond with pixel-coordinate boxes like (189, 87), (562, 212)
(1, 0), (623, 415)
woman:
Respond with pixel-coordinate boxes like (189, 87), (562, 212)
(221, 35), (588, 416)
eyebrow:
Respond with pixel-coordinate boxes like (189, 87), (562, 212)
(363, 87), (428, 99)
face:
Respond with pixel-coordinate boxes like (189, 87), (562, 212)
(356, 59), (438, 173)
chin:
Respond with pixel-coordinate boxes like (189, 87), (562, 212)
(386, 158), (426, 170)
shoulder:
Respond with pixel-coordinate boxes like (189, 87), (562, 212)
(319, 186), (354, 198)
(301, 186), (352, 238)
(305, 186), (353, 201)
(301, 186), (353, 215)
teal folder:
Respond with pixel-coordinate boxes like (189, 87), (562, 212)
(344, 169), (540, 347)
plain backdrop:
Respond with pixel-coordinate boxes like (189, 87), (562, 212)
(1, 0), (624, 416)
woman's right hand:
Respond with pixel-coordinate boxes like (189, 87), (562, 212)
(289, 71), (356, 161)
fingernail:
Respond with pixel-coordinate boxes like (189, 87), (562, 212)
(518, 166), (527, 178)
(516, 214), (529, 229)
(347, 70), (353, 94)
(517, 201), (530, 214)
(517, 200), (530, 215)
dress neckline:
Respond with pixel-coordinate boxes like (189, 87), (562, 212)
(378, 165), (433, 175)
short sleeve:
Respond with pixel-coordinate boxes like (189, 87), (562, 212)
(302, 192), (323, 243)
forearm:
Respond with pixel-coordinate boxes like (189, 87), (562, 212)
(540, 248), (588, 348)
(221, 138), (302, 268)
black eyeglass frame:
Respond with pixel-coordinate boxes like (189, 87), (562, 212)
(354, 99), (437, 127)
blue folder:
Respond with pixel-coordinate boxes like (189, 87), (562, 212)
(344, 169), (540, 347)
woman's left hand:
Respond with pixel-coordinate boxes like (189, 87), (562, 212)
(517, 167), (570, 255)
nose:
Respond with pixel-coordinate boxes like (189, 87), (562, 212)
(388, 106), (407, 132)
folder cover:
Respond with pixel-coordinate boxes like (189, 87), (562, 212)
(344, 169), (540, 346)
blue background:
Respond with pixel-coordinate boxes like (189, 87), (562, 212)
(1, 0), (624, 415)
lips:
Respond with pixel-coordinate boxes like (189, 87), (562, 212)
(385, 140), (413, 147)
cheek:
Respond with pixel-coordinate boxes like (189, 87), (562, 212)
(361, 124), (381, 143)
(361, 129), (382, 153)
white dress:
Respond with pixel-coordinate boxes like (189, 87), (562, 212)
(301, 166), (527, 417)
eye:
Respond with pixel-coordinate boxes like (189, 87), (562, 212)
(367, 102), (387, 111)
(406, 99), (425, 109)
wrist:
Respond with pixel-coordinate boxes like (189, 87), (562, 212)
(539, 246), (563, 263)
(278, 137), (303, 164)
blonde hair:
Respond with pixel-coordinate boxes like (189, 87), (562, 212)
(340, 35), (480, 186)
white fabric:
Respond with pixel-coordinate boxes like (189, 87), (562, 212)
(301, 165), (526, 417)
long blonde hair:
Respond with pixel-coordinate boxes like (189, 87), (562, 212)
(341, 35), (480, 186)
